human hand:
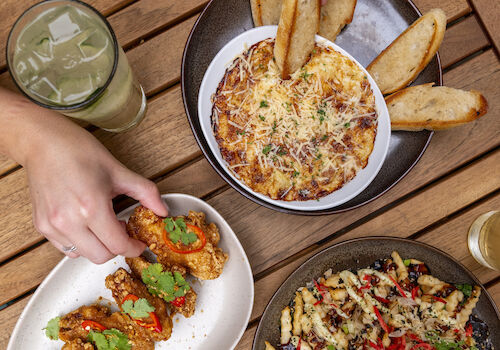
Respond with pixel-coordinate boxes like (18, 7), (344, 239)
(0, 89), (167, 264)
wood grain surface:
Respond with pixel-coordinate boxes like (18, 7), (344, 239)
(0, 0), (499, 349)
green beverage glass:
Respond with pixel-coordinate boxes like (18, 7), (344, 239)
(6, 0), (146, 132)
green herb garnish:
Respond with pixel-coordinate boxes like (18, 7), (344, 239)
(260, 100), (269, 108)
(328, 346), (336, 350)
(44, 316), (60, 340)
(259, 115), (265, 121)
(122, 298), (155, 319)
(300, 69), (312, 82)
(262, 145), (272, 155)
(455, 283), (473, 297)
(344, 122), (350, 128)
(292, 171), (300, 177)
(341, 324), (349, 334)
(141, 263), (190, 302)
(403, 259), (411, 266)
(88, 329), (131, 350)
(164, 217), (198, 245)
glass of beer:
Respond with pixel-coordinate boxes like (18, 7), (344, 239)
(468, 210), (500, 271)
(6, 0), (146, 132)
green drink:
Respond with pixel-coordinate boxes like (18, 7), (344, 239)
(7, 0), (146, 132)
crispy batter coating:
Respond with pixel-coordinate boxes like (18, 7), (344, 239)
(58, 304), (154, 350)
(126, 206), (228, 280)
(126, 256), (197, 318)
(105, 268), (173, 341)
(61, 338), (94, 350)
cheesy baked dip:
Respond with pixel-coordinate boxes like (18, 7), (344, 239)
(211, 39), (378, 201)
(265, 251), (489, 350)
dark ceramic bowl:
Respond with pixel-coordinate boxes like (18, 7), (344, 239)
(252, 237), (500, 350)
(181, 0), (441, 214)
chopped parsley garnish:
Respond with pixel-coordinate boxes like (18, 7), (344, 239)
(262, 145), (272, 155)
(44, 316), (60, 340)
(403, 259), (411, 266)
(455, 283), (473, 297)
(292, 171), (300, 177)
(344, 122), (351, 128)
(260, 100), (269, 108)
(300, 69), (313, 82)
(122, 298), (155, 319)
(141, 263), (190, 302)
(321, 134), (328, 141)
(317, 109), (326, 116)
(316, 153), (322, 160)
(277, 146), (287, 156)
(259, 115), (265, 121)
(164, 217), (198, 245)
(319, 115), (325, 124)
(88, 329), (131, 350)
(285, 102), (292, 112)
(237, 130), (246, 135)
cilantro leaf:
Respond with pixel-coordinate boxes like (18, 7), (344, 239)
(141, 263), (190, 303)
(163, 217), (198, 246)
(260, 100), (269, 108)
(44, 316), (60, 340)
(122, 298), (155, 319)
(455, 283), (473, 297)
(88, 329), (131, 350)
(262, 145), (272, 155)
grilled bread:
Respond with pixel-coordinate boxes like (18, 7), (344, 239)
(386, 84), (488, 131)
(319, 0), (357, 42)
(274, 0), (321, 79)
(250, 0), (283, 26)
(367, 9), (447, 95)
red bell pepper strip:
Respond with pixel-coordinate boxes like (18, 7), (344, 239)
(369, 340), (383, 350)
(388, 275), (407, 298)
(408, 333), (423, 343)
(82, 320), (107, 332)
(411, 286), (420, 300)
(465, 324), (473, 337)
(374, 295), (390, 304)
(313, 299), (322, 306)
(432, 295), (447, 304)
(297, 337), (302, 350)
(171, 296), (186, 307)
(313, 280), (338, 308)
(410, 344), (433, 350)
(373, 305), (390, 334)
(121, 294), (162, 333)
(163, 224), (207, 254)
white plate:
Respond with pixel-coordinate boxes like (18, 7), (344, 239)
(198, 25), (391, 211)
(8, 193), (254, 350)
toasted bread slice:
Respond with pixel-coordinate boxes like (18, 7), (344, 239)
(251, 0), (283, 26)
(367, 9), (447, 95)
(319, 0), (357, 42)
(386, 83), (488, 131)
(274, 0), (321, 79)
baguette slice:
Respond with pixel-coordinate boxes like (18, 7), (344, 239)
(367, 9), (447, 95)
(386, 84), (488, 131)
(250, 0), (283, 26)
(274, 0), (321, 79)
(319, 0), (357, 42)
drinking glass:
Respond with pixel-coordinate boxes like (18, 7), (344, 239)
(6, 0), (146, 132)
(468, 210), (500, 271)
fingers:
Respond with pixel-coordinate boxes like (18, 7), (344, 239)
(114, 168), (168, 217)
(88, 201), (146, 258)
(47, 237), (80, 259)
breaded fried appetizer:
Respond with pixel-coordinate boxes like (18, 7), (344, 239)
(127, 206), (228, 280)
(58, 304), (154, 350)
(105, 268), (173, 341)
(126, 256), (197, 318)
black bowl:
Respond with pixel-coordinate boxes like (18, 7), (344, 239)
(253, 237), (500, 350)
(181, 0), (441, 214)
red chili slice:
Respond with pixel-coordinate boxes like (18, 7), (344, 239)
(313, 280), (338, 308)
(432, 295), (447, 304)
(171, 296), (186, 307)
(408, 333), (423, 343)
(374, 295), (391, 304)
(121, 294), (162, 333)
(388, 275), (408, 298)
(373, 305), (390, 334)
(81, 320), (107, 332)
(163, 223), (207, 254)
(465, 324), (473, 337)
(297, 337), (302, 350)
(411, 286), (420, 300)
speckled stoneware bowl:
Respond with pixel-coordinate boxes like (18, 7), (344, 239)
(252, 237), (500, 350)
(182, 0), (440, 215)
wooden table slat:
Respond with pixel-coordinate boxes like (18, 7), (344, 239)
(469, 0), (500, 54)
(0, 296), (30, 350)
(412, 0), (470, 21)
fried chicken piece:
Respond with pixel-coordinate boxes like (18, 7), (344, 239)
(127, 206), (228, 280)
(126, 256), (197, 318)
(105, 268), (173, 341)
(59, 304), (154, 350)
(61, 339), (94, 350)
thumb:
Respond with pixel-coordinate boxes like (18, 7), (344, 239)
(114, 168), (168, 217)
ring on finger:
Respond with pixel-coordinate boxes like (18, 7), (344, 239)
(62, 244), (78, 253)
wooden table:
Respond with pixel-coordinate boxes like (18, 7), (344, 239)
(0, 0), (499, 348)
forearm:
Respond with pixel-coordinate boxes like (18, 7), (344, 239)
(0, 87), (76, 166)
